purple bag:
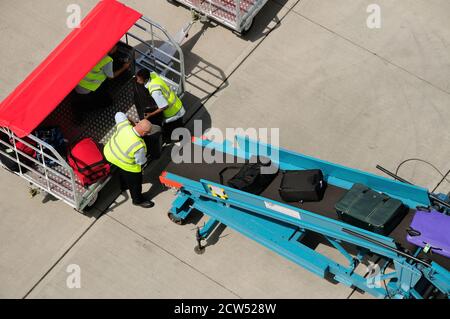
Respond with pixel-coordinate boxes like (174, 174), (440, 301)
(407, 208), (450, 258)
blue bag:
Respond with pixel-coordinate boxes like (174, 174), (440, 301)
(34, 127), (67, 167)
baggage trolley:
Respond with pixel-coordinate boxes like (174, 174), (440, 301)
(0, 0), (188, 212)
(170, 0), (269, 33)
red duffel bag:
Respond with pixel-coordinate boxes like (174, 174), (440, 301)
(67, 138), (110, 186)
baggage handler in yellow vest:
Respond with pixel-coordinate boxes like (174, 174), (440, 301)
(136, 69), (185, 142)
(104, 112), (161, 209)
(74, 45), (130, 122)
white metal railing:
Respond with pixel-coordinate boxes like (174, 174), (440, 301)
(125, 16), (186, 97)
(172, 0), (268, 33)
(0, 127), (112, 211)
(0, 127), (79, 208)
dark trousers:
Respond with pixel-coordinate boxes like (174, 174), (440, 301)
(118, 168), (145, 204)
(73, 82), (112, 123)
(143, 131), (163, 160)
(163, 118), (184, 142)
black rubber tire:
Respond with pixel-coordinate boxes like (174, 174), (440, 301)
(194, 245), (206, 255)
(168, 212), (184, 225)
(87, 192), (99, 208)
(240, 17), (254, 36)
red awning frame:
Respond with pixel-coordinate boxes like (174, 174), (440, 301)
(0, 0), (142, 138)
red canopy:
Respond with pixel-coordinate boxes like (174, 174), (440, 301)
(0, 0), (142, 137)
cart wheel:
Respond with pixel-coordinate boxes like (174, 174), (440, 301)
(168, 212), (184, 225)
(241, 18), (254, 35)
(87, 192), (99, 208)
(194, 245), (206, 255)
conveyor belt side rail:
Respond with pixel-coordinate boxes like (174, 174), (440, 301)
(160, 136), (449, 298)
(164, 173), (449, 298)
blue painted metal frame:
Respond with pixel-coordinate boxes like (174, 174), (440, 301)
(165, 136), (449, 299)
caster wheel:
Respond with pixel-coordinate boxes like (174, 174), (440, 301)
(240, 18), (254, 36)
(168, 212), (184, 225)
(194, 245), (205, 255)
(87, 192), (99, 208)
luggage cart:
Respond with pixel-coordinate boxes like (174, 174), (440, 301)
(160, 135), (450, 299)
(0, 0), (187, 212)
(170, 0), (269, 33)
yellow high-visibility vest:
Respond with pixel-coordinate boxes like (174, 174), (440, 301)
(103, 121), (147, 173)
(147, 72), (182, 119)
(78, 56), (113, 92)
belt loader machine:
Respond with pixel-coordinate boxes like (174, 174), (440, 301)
(160, 135), (450, 299)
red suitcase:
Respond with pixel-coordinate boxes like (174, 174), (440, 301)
(12, 137), (36, 159)
(67, 138), (110, 186)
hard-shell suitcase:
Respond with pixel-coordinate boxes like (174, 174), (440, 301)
(279, 169), (326, 202)
(67, 138), (110, 186)
(335, 183), (407, 235)
(407, 208), (450, 258)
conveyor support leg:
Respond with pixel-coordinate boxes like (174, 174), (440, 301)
(194, 218), (220, 254)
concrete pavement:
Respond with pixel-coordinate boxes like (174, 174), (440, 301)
(0, 0), (449, 299)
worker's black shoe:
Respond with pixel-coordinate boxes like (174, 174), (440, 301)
(133, 200), (155, 208)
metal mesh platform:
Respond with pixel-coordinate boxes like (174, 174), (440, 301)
(41, 79), (140, 145)
(24, 77), (140, 208)
(25, 164), (79, 203)
(179, 0), (257, 28)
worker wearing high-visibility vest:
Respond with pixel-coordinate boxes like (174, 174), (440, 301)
(135, 69), (185, 141)
(104, 112), (160, 209)
(76, 45), (130, 94)
(74, 45), (130, 123)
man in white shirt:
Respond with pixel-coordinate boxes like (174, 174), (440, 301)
(135, 69), (185, 142)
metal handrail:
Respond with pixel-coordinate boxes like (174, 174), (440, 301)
(127, 16), (186, 96)
(0, 127), (79, 207)
(134, 49), (182, 78)
(126, 33), (182, 70)
(140, 16), (186, 95)
(0, 145), (75, 195)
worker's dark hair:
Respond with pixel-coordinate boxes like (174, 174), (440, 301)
(136, 68), (150, 81)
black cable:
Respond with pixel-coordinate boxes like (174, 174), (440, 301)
(383, 279), (392, 299)
(381, 259), (393, 299)
(395, 158), (450, 184)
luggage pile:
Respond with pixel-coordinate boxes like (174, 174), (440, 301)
(0, 127), (110, 187)
(34, 127), (67, 167)
(220, 161), (449, 258)
(68, 137), (110, 186)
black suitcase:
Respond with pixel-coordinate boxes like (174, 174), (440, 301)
(279, 169), (326, 202)
(219, 156), (278, 195)
(335, 183), (407, 235)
